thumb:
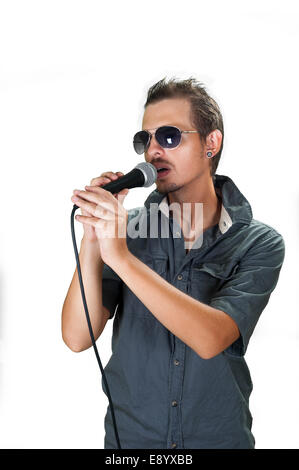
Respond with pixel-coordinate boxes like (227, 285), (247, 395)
(115, 188), (129, 203)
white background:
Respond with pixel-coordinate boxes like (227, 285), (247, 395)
(0, 0), (298, 449)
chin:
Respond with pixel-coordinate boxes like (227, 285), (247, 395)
(157, 182), (182, 194)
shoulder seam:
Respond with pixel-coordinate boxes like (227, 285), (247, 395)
(251, 219), (284, 240)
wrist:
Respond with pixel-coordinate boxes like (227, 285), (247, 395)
(107, 246), (131, 272)
(80, 236), (103, 262)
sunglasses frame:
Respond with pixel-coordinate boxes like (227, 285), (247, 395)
(133, 126), (198, 154)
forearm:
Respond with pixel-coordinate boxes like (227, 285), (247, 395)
(61, 237), (108, 352)
(114, 251), (238, 359)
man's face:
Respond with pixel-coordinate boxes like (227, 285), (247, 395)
(142, 98), (210, 195)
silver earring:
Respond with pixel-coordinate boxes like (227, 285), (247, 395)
(207, 151), (213, 158)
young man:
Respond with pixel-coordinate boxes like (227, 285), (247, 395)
(62, 78), (285, 449)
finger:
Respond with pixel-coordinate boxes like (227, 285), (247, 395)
(83, 186), (117, 205)
(84, 185), (128, 203)
(90, 172), (123, 186)
(95, 177), (111, 186)
(89, 176), (111, 187)
(72, 194), (118, 220)
(75, 214), (99, 226)
(115, 188), (129, 201)
(84, 185), (128, 202)
(75, 215), (113, 236)
(73, 187), (109, 203)
(118, 188), (129, 194)
(71, 195), (97, 214)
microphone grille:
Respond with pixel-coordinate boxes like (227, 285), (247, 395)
(135, 162), (157, 187)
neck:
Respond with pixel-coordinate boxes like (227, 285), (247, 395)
(167, 174), (222, 233)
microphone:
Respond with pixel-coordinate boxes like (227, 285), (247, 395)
(73, 162), (157, 210)
(101, 162), (157, 193)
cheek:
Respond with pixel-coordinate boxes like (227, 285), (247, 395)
(167, 143), (204, 176)
(180, 152), (201, 172)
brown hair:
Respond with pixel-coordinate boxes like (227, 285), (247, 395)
(144, 77), (224, 176)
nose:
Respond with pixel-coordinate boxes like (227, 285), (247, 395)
(146, 133), (164, 158)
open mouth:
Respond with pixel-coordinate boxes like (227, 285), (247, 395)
(157, 168), (171, 179)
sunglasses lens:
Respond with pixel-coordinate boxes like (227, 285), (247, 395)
(133, 131), (149, 154)
(156, 126), (181, 149)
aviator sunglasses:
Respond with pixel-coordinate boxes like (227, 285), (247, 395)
(133, 126), (198, 155)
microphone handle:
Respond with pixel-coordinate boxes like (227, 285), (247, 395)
(101, 168), (144, 193)
(73, 168), (146, 211)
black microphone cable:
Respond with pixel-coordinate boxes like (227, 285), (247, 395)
(70, 203), (122, 450)
(69, 163), (157, 450)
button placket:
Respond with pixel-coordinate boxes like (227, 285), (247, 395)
(167, 339), (186, 449)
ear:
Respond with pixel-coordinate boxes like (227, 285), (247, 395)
(205, 129), (223, 155)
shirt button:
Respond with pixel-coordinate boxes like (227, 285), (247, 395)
(174, 359), (180, 366)
(177, 274), (183, 280)
(172, 400), (178, 407)
(175, 231), (180, 237)
(171, 443), (177, 448)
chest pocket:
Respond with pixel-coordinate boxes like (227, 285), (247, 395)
(190, 261), (239, 303)
(143, 254), (169, 278)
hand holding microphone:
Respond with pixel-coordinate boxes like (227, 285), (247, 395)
(71, 163), (157, 265)
(73, 171), (130, 244)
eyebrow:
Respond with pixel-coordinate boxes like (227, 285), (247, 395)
(142, 127), (160, 132)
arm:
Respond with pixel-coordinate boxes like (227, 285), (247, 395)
(114, 251), (240, 360)
(69, 187), (284, 360)
(70, 186), (238, 359)
(63, 170), (130, 352)
(61, 237), (111, 352)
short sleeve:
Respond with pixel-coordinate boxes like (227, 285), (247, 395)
(210, 229), (285, 356)
(102, 263), (123, 319)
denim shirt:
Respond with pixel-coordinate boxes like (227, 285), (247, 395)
(101, 174), (285, 449)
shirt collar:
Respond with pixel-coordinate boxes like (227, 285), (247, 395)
(144, 174), (253, 234)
